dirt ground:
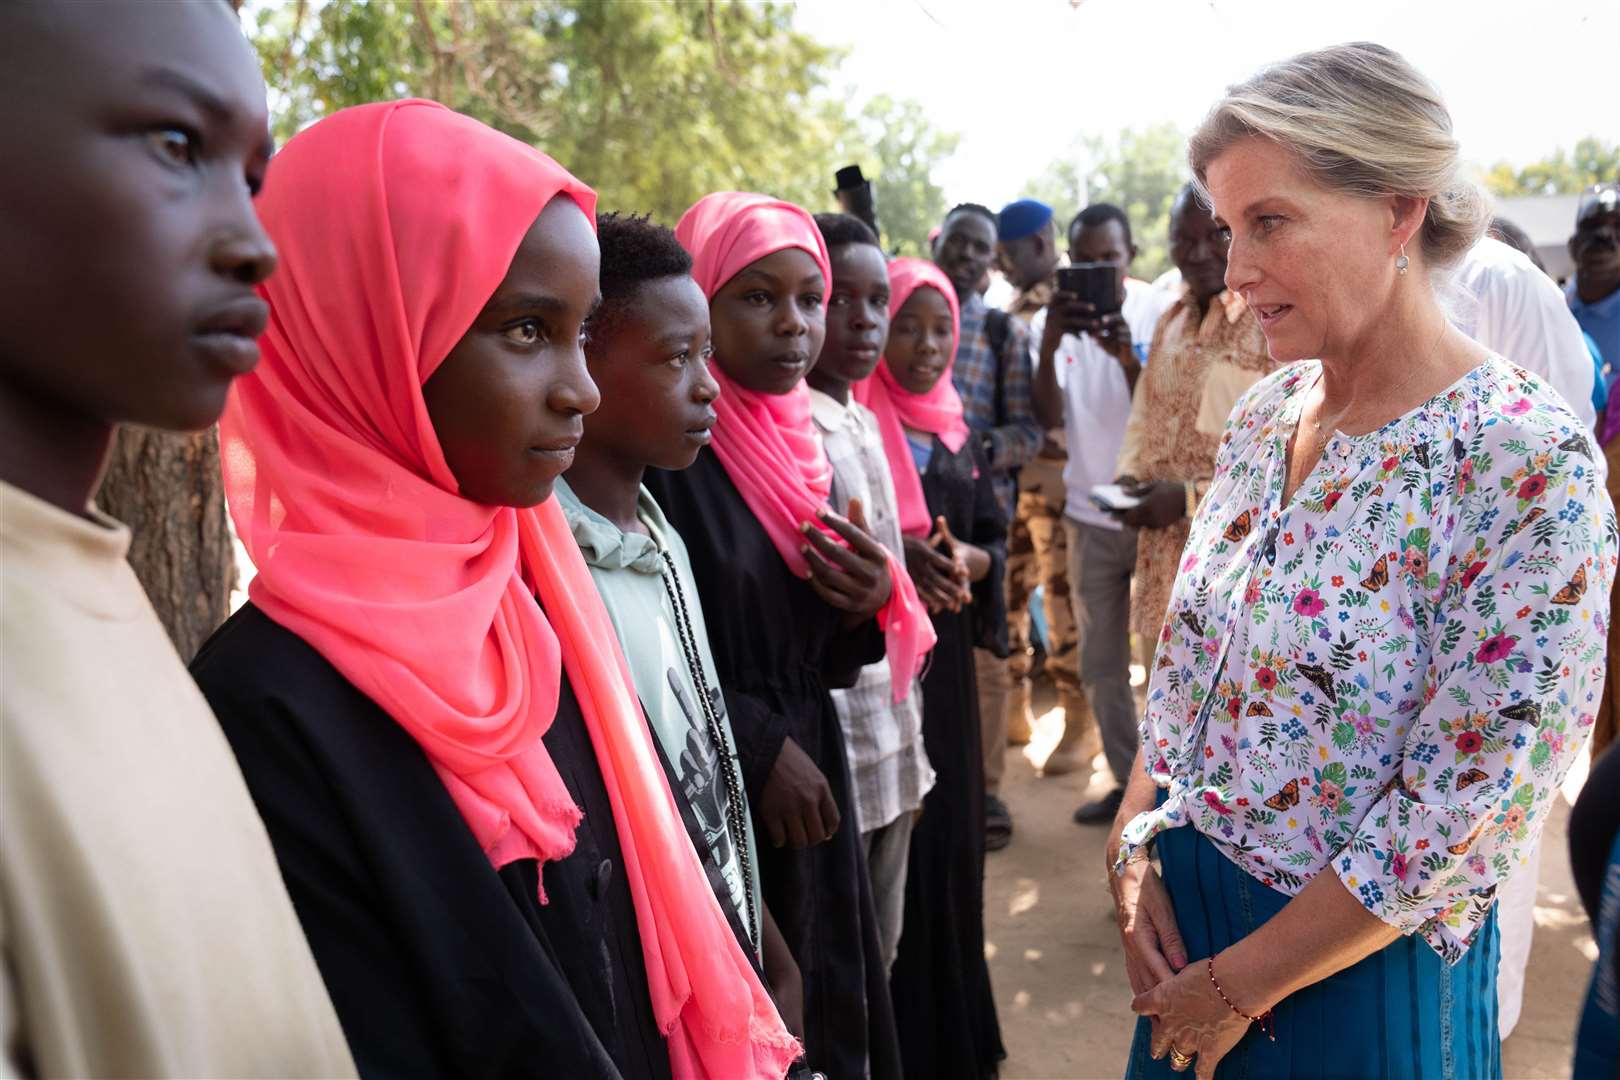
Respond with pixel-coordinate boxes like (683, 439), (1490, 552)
(984, 680), (1594, 1080)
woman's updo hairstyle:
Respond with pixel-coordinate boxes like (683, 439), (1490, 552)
(1187, 42), (1489, 270)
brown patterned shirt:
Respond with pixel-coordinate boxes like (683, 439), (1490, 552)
(1005, 275), (1055, 323)
(1116, 287), (1275, 648)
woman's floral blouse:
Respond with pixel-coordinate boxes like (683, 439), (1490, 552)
(1117, 355), (1616, 963)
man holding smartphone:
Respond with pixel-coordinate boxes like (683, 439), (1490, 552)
(993, 200), (1097, 779)
(1029, 204), (1173, 826)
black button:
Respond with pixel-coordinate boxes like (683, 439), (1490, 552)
(590, 858), (613, 901)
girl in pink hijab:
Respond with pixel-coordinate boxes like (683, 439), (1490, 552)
(644, 192), (918, 1080)
(856, 257), (1008, 1080)
(854, 257), (976, 610)
(190, 103), (797, 1080)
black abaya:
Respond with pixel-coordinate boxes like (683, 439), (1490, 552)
(889, 435), (1008, 1079)
(191, 603), (671, 1080)
(646, 449), (902, 1080)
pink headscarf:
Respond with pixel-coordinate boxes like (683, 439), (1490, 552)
(223, 102), (796, 1079)
(676, 192), (934, 699)
(853, 258), (970, 537)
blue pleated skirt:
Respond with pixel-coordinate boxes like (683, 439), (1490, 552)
(1126, 824), (1501, 1080)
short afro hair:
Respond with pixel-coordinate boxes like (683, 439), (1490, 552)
(1068, 202), (1135, 251)
(814, 212), (879, 251)
(943, 202), (998, 231)
(589, 211), (694, 347)
(1488, 217), (1547, 275)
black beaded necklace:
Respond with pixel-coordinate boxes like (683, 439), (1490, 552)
(657, 548), (759, 953)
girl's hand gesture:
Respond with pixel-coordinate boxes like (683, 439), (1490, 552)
(905, 515), (966, 613)
(801, 497), (893, 618)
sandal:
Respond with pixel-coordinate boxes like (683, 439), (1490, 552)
(985, 794), (1013, 851)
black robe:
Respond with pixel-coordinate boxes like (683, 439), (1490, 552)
(646, 449), (902, 1080)
(889, 435), (1008, 1079)
(190, 603), (671, 1080)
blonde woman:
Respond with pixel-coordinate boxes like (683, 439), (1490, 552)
(1108, 43), (1616, 1079)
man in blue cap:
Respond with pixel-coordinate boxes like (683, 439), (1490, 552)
(996, 198), (1061, 321)
(987, 198), (1098, 798)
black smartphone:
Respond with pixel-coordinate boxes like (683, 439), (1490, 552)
(1055, 262), (1122, 316)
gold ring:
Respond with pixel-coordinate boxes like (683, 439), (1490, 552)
(1170, 1048), (1196, 1069)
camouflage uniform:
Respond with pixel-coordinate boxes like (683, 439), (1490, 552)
(982, 276), (1094, 796)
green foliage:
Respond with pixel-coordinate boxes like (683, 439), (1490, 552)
(1481, 137), (1620, 198)
(248, 0), (955, 236)
(1019, 144), (1085, 244)
(836, 95), (959, 257)
(1019, 123), (1189, 282)
(545, 0), (844, 222)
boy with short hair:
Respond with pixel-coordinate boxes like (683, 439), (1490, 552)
(805, 212), (934, 970)
(556, 211), (805, 1035)
(0, 2), (352, 1075)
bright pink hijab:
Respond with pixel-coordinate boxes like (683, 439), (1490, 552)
(222, 101), (796, 1079)
(853, 257), (970, 538)
(676, 192), (934, 699)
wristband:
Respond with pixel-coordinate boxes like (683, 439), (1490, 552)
(1207, 956), (1275, 1041)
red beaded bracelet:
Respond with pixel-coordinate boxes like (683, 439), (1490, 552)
(1206, 957), (1275, 1041)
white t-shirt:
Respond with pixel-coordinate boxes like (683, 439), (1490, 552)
(1030, 278), (1175, 526)
(1451, 236), (1596, 430)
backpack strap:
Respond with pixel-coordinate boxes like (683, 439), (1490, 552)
(985, 308), (1011, 428)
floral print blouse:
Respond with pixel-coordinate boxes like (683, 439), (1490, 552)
(1116, 355), (1616, 963)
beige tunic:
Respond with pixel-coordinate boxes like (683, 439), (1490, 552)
(1, 480), (355, 1079)
(1115, 289), (1276, 652)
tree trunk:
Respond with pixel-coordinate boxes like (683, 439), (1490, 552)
(95, 426), (237, 663)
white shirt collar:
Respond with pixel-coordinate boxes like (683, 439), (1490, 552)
(807, 386), (857, 431)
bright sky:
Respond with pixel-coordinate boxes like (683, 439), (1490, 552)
(792, 0), (1620, 209)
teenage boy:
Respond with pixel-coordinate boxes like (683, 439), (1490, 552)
(556, 212), (806, 1036)
(805, 213), (934, 970)
(0, 2), (352, 1075)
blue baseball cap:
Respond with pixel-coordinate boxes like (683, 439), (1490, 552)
(997, 199), (1054, 242)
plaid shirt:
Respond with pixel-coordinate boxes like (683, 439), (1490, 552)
(952, 290), (1042, 518)
(809, 390), (935, 833)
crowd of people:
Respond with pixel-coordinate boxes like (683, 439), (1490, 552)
(3, 4), (1620, 1080)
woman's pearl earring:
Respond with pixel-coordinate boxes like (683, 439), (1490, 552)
(1396, 245), (1410, 275)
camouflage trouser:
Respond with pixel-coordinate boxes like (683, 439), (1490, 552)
(981, 457), (1093, 795)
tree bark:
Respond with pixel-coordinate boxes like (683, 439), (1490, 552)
(95, 426), (237, 663)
